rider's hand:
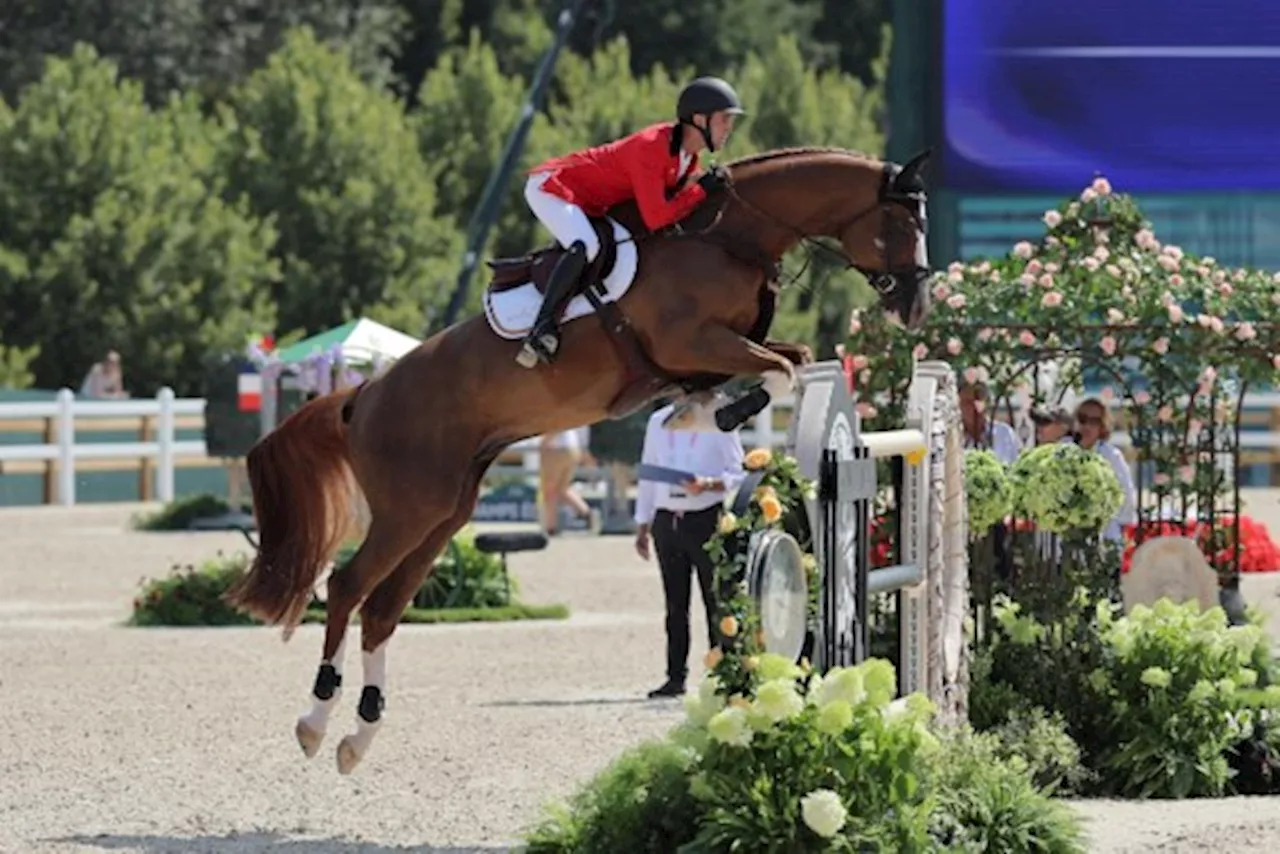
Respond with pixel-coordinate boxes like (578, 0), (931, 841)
(634, 524), (652, 561)
(697, 165), (729, 194)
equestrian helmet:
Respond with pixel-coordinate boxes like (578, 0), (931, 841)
(677, 77), (746, 121)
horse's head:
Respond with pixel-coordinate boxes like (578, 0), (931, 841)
(720, 146), (934, 330)
(833, 149), (933, 329)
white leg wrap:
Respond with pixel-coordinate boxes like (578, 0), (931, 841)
(363, 644), (387, 690)
(299, 638), (347, 733)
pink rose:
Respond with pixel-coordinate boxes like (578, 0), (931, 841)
(978, 327), (994, 342)
(932, 282), (951, 300)
(1027, 259), (1044, 275)
(1092, 177), (1113, 195)
(1169, 273), (1184, 287)
(1107, 308), (1125, 324)
(1158, 254), (1180, 272)
(834, 343), (846, 358)
(1152, 337), (1169, 355)
(1135, 391), (1152, 405)
(1100, 336), (1117, 356)
(1038, 273), (1055, 289)
(852, 355), (870, 370)
(1179, 466), (1195, 482)
(1154, 473), (1171, 486)
(1013, 241), (1034, 259)
(913, 343), (928, 360)
(1210, 316), (1224, 334)
(848, 312), (862, 335)
(1019, 273), (1036, 288)
(1044, 210), (1062, 228)
(946, 338), (963, 355)
(1157, 406), (1174, 422)
(856, 402), (878, 418)
(1168, 305), (1184, 323)
(1019, 331), (1037, 346)
(1219, 282), (1234, 297)
(1273, 354), (1280, 370)
(947, 294), (967, 310)
(1044, 262), (1060, 274)
(1041, 291), (1063, 308)
(1094, 245), (1110, 261)
(1106, 264), (1121, 278)
(1080, 187), (1097, 203)
(1163, 245), (1184, 261)
(1083, 256), (1100, 271)
(963, 367), (980, 384)
(947, 270), (964, 284)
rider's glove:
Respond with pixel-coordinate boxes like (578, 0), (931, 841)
(697, 165), (729, 194)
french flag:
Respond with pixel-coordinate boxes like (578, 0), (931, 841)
(238, 372), (263, 412)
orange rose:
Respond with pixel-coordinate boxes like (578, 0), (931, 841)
(720, 615), (740, 637)
(744, 447), (773, 470)
(704, 647), (724, 668)
(759, 494), (783, 523)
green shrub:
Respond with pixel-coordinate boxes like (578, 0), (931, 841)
(131, 530), (564, 626)
(988, 708), (1093, 795)
(975, 587), (1280, 799)
(130, 553), (257, 626)
(928, 726), (1087, 854)
(131, 492), (246, 531)
(523, 740), (700, 854)
(522, 656), (1086, 853)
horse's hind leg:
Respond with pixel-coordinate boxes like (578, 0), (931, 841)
(294, 516), (427, 759)
(333, 463), (488, 774)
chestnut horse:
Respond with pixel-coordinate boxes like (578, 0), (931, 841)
(225, 145), (933, 773)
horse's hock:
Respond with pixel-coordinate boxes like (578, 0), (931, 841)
(741, 358), (970, 725)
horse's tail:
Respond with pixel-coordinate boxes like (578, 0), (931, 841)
(225, 389), (359, 638)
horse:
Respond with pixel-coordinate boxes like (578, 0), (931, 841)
(224, 144), (934, 774)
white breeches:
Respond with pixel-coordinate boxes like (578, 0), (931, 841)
(525, 172), (602, 262)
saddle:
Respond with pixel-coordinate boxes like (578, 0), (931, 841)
(487, 216), (619, 297)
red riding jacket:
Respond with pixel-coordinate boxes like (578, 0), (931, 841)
(527, 122), (707, 232)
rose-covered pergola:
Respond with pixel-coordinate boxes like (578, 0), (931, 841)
(841, 176), (1280, 593)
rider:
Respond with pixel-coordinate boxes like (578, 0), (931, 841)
(515, 76), (746, 368)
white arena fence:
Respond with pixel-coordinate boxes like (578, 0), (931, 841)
(1, 388), (1278, 507)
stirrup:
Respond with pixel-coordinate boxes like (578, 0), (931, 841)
(515, 329), (560, 368)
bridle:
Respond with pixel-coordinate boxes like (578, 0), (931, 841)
(706, 162), (930, 296)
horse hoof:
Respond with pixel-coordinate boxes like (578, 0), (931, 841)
(336, 735), (364, 775)
(295, 719), (325, 759)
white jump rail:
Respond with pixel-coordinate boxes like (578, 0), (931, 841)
(0, 389), (206, 505)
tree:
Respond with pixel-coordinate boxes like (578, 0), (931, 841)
(0, 1), (405, 107)
(219, 28), (460, 338)
(0, 45), (279, 395)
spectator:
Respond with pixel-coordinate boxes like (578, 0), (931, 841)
(1072, 397), (1136, 542)
(960, 380), (1021, 463)
(79, 350), (128, 399)
(1030, 405), (1074, 445)
(538, 428), (596, 535)
(634, 401), (745, 698)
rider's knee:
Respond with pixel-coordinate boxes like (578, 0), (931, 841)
(576, 231), (601, 263)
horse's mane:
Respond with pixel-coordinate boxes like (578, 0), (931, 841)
(727, 145), (880, 170)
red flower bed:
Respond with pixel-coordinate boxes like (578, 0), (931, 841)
(1119, 516), (1280, 574)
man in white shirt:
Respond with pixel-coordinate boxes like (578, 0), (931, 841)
(633, 401), (746, 698)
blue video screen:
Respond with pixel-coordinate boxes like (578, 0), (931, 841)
(942, 1), (1280, 192)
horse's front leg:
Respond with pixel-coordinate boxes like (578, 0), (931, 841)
(654, 324), (799, 433)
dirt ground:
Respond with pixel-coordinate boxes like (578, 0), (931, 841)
(2, 491), (1280, 853)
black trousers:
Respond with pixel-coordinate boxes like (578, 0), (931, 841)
(652, 505), (722, 684)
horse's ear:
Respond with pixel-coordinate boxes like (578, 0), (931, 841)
(894, 148), (933, 193)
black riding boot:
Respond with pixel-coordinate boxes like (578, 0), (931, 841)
(516, 240), (588, 368)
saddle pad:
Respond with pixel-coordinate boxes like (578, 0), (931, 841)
(483, 218), (639, 341)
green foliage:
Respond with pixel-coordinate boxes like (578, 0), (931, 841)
(975, 586), (1280, 799)
(219, 27), (459, 339)
(0, 337), (38, 389)
(131, 553), (259, 626)
(525, 656), (1086, 853)
(131, 493), (245, 531)
(523, 739), (700, 854)
(964, 449), (1013, 536)
(0, 44), (279, 396)
(1008, 443), (1123, 536)
(927, 726), (1088, 854)
(131, 529), (563, 626)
